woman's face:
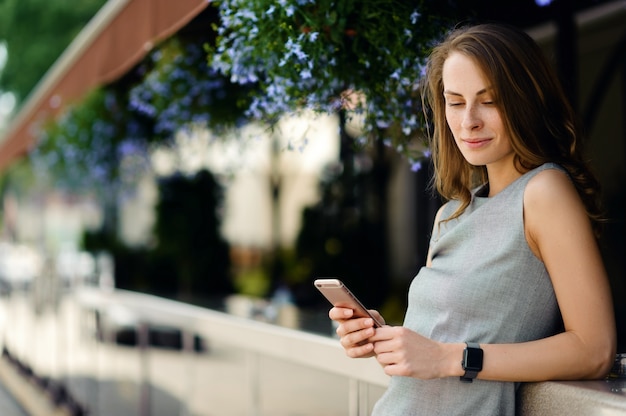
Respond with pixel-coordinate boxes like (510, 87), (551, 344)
(442, 52), (514, 169)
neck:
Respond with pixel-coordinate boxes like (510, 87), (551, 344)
(485, 161), (523, 197)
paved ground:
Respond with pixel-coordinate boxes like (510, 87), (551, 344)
(0, 380), (27, 416)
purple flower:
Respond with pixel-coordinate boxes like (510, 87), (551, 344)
(410, 161), (422, 172)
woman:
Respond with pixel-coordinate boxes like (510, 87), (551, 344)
(329, 23), (616, 415)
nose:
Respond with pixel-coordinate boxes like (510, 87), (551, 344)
(461, 106), (482, 130)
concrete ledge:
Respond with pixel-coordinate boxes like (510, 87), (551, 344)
(518, 379), (626, 415)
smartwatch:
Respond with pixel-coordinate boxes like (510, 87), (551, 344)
(460, 342), (483, 382)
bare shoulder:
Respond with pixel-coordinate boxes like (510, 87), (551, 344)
(524, 168), (582, 210)
(524, 167), (591, 259)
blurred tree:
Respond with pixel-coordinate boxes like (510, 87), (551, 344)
(151, 169), (233, 299)
(294, 127), (390, 309)
(0, 0), (106, 103)
(84, 169), (234, 301)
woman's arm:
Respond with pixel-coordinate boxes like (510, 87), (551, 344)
(481, 168), (616, 381)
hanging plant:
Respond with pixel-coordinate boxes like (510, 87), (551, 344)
(31, 31), (259, 193)
(30, 87), (151, 194)
(209, 0), (449, 168)
(129, 35), (255, 141)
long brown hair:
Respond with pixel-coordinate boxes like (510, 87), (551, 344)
(422, 23), (603, 234)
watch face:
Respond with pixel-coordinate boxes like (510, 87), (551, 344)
(464, 348), (484, 370)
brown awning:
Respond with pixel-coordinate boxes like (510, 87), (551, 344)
(0, 0), (209, 173)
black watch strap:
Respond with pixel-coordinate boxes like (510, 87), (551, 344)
(460, 342), (483, 383)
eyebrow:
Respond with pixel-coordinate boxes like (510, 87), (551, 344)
(443, 88), (491, 97)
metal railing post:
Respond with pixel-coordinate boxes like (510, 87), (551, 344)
(137, 322), (150, 416)
(247, 351), (261, 416)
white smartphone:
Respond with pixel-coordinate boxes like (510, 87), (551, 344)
(314, 278), (383, 327)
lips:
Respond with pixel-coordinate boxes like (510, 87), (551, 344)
(462, 138), (492, 149)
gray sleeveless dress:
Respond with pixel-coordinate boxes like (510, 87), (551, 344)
(371, 163), (564, 416)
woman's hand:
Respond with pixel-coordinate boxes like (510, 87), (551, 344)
(370, 327), (461, 380)
(329, 307), (384, 358)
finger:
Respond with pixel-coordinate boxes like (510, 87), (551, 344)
(374, 349), (395, 366)
(329, 307), (353, 321)
(337, 325), (375, 349)
(345, 342), (375, 359)
(368, 326), (395, 342)
(374, 350), (398, 372)
(368, 309), (386, 325)
(336, 318), (375, 337)
(379, 362), (402, 377)
(380, 361), (413, 378)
